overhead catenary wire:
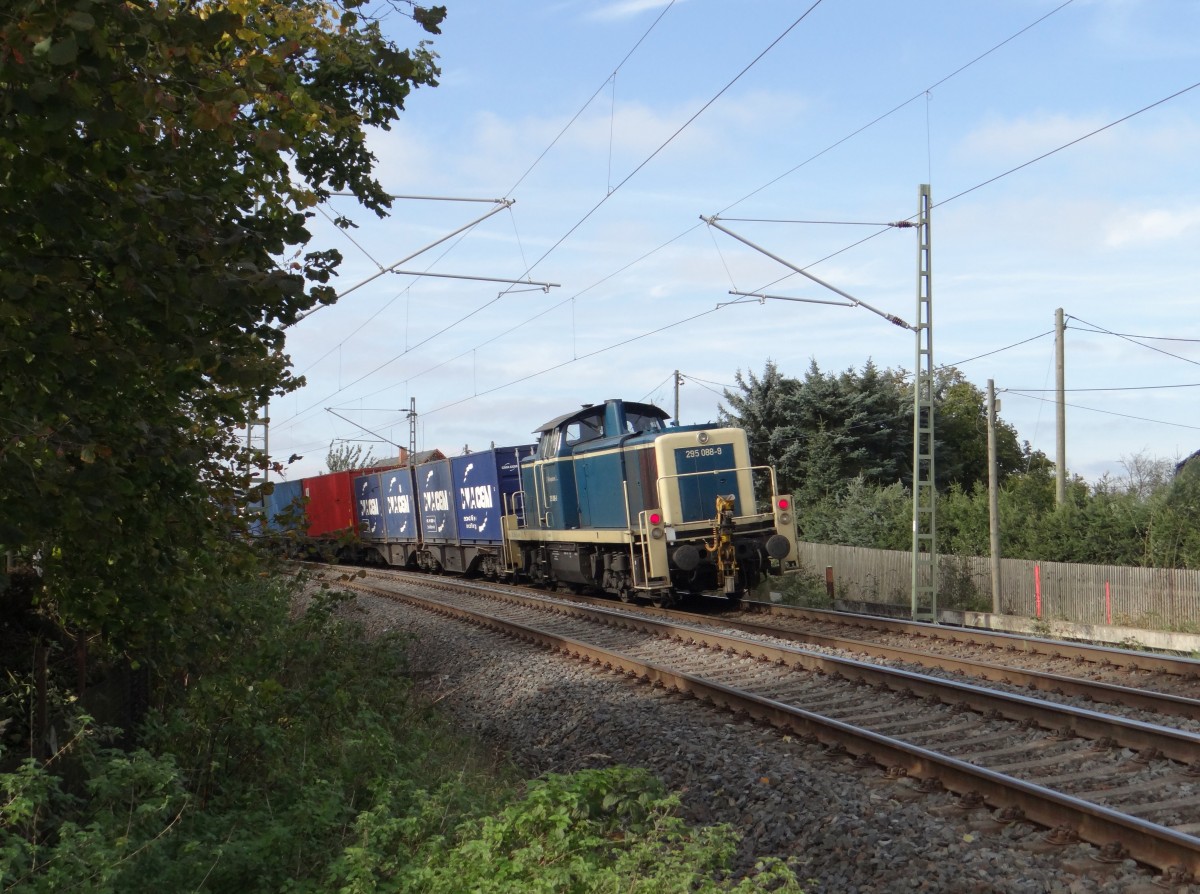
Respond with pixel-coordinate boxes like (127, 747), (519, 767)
(278, 3), (1198, 459)
(276, 1), (1066, 432)
(293, 73), (1200, 447)
(273, 5), (820, 435)
(360, 0), (1081, 415)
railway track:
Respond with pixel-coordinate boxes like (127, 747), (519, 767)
(570, 597), (1200, 725)
(321, 565), (1200, 882)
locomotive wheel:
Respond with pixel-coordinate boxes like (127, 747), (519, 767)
(618, 588), (633, 603)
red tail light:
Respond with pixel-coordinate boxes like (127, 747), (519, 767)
(777, 498), (789, 510)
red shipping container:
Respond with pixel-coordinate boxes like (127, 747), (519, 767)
(301, 470), (357, 538)
(301, 464), (407, 539)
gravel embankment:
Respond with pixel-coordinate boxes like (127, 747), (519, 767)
(340, 591), (1195, 894)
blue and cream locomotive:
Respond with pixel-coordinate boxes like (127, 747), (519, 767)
(505, 399), (796, 603)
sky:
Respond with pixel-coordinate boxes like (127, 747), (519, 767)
(267, 0), (1200, 486)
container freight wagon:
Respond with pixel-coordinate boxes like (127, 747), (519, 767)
(300, 464), (404, 541)
(352, 466), (420, 567)
(406, 445), (535, 575)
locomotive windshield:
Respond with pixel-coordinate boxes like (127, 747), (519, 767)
(624, 412), (665, 434)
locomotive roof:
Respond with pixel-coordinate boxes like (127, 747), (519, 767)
(531, 400), (669, 434)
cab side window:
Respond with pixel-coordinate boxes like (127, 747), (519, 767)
(563, 414), (602, 447)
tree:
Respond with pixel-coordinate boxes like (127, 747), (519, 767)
(1147, 458), (1200, 568)
(326, 441), (377, 472)
(933, 370), (1024, 492)
(0, 0), (445, 664)
(719, 360), (795, 478)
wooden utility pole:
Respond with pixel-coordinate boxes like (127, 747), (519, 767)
(674, 370), (682, 425)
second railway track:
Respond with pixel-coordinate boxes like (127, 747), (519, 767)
(323, 565), (1200, 881)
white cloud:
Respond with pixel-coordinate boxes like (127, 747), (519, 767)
(956, 112), (1111, 163)
(1105, 206), (1200, 247)
(586, 0), (684, 23)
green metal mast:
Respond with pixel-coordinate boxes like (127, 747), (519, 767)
(911, 184), (937, 621)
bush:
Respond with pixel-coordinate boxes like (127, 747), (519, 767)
(2, 581), (804, 893)
(332, 768), (804, 894)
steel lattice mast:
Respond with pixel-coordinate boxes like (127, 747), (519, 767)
(911, 184), (937, 620)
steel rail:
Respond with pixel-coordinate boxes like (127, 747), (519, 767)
(740, 601), (1200, 677)
(349, 568), (1200, 758)
(343, 576), (1200, 877)
(594, 600), (1200, 721)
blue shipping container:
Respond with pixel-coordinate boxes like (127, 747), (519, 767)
(352, 473), (386, 540)
(263, 479), (305, 532)
(380, 466), (419, 542)
(451, 445), (535, 543)
(416, 459), (458, 542)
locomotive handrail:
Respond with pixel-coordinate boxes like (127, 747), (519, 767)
(654, 464), (780, 524)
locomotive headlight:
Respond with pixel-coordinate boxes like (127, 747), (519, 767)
(651, 527), (665, 539)
(778, 512), (791, 525)
(697, 431), (710, 444)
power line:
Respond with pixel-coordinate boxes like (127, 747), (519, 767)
(1066, 314), (1200, 368)
(639, 371), (676, 404)
(941, 330), (1054, 369)
(682, 373), (736, 390)
(1003, 391), (1200, 431)
(1006, 382), (1200, 393)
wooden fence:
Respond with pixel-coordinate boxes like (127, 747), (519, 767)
(794, 542), (1200, 630)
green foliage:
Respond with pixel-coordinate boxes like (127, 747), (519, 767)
(1, 580), (803, 893)
(722, 360), (1029, 502)
(719, 360), (797, 487)
(1146, 458), (1200, 568)
(1, 730), (191, 894)
(0, 580), (500, 892)
(327, 442), (378, 472)
(721, 358), (1196, 570)
(761, 568), (834, 608)
(333, 767), (804, 894)
(0, 0), (444, 659)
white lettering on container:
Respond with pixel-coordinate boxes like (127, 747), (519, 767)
(460, 485), (494, 510)
(423, 489), (450, 512)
